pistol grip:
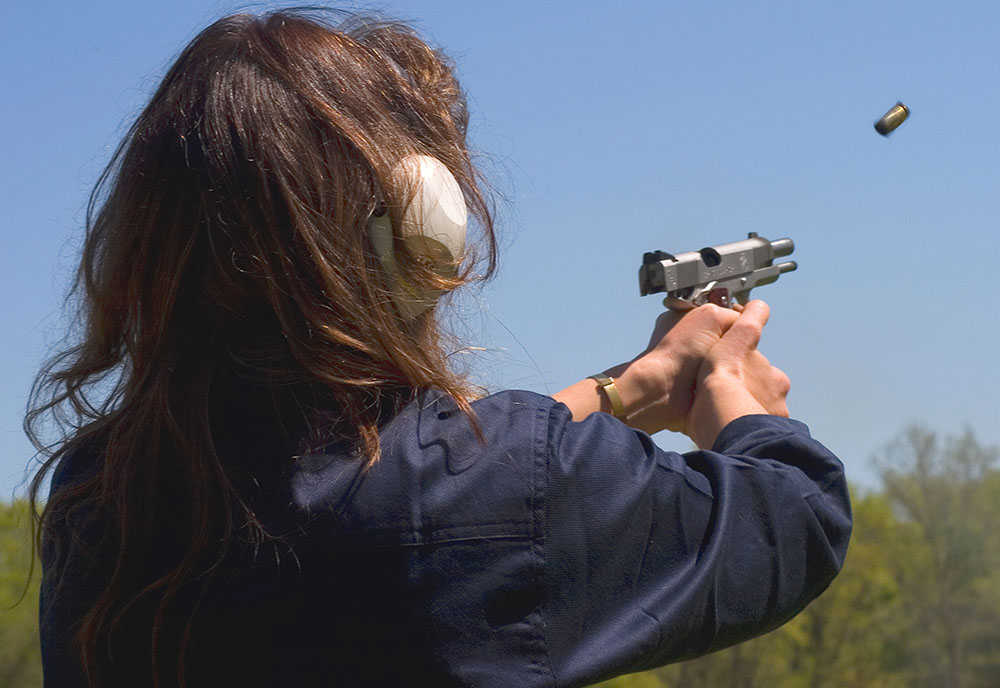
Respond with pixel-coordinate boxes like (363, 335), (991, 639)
(707, 287), (731, 308)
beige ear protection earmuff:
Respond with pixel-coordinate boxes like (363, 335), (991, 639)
(368, 155), (468, 319)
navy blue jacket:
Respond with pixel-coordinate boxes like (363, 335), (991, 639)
(41, 390), (851, 687)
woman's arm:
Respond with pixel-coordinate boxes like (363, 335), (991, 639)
(541, 402), (851, 686)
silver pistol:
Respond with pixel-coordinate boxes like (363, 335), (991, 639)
(639, 233), (797, 311)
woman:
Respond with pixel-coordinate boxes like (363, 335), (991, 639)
(29, 9), (851, 688)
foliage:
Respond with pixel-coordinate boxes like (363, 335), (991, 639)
(0, 500), (42, 688)
(875, 427), (1000, 688)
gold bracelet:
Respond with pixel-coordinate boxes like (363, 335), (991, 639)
(588, 374), (627, 420)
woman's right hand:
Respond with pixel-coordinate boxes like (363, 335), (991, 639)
(685, 300), (791, 449)
(553, 304), (739, 434)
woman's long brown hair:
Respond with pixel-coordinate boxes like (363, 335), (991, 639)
(25, 9), (496, 686)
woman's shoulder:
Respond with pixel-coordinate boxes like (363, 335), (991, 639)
(288, 389), (566, 543)
(447, 388), (562, 433)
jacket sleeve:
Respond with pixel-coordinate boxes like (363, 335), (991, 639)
(540, 404), (851, 686)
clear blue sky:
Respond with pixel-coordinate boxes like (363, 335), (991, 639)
(3, 0), (999, 498)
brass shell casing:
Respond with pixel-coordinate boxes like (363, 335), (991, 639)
(875, 102), (910, 136)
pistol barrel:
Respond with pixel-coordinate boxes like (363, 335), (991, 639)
(771, 238), (794, 258)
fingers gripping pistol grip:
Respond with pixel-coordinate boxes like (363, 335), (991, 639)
(638, 233), (797, 311)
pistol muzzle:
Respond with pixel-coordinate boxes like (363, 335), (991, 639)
(770, 238), (795, 258)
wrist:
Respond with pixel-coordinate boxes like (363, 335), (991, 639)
(552, 354), (691, 434)
(552, 364), (632, 423)
(609, 355), (685, 434)
(688, 373), (769, 448)
(587, 373), (627, 420)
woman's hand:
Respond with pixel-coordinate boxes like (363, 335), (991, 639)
(553, 304), (740, 435)
(553, 300), (790, 445)
(685, 300), (791, 448)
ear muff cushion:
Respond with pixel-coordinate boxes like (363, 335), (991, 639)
(399, 155), (467, 262)
(369, 155), (468, 318)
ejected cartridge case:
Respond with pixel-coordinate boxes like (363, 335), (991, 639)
(875, 102), (909, 136)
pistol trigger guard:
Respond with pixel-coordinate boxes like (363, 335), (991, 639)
(663, 296), (696, 312)
(664, 280), (721, 312)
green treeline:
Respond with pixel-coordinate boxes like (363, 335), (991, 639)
(1, 426), (998, 687)
(0, 496), (42, 687)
